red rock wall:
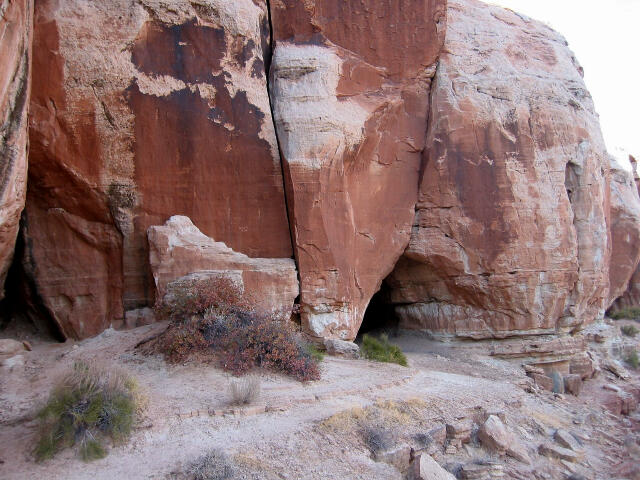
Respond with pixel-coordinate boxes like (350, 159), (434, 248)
(606, 158), (640, 307)
(269, 0), (447, 340)
(23, 0), (292, 338)
(386, 0), (611, 338)
(610, 155), (640, 310)
(0, 0), (32, 298)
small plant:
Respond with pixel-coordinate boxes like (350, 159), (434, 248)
(305, 343), (325, 363)
(609, 307), (640, 320)
(188, 449), (236, 480)
(34, 360), (142, 462)
(229, 375), (261, 406)
(626, 349), (639, 369)
(621, 325), (639, 337)
(361, 425), (394, 453)
(360, 334), (408, 367)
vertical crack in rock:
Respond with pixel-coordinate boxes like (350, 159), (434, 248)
(264, 0), (298, 274)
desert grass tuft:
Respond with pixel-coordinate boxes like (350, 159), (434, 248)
(34, 360), (142, 462)
(229, 375), (261, 405)
(360, 334), (408, 366)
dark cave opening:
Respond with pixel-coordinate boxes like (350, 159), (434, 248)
(357, 280), (400, 339)
(0, 217), (64, 342)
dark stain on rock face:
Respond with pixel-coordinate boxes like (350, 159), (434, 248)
(131, 18), (226, 83)
(444, 122), (517, 263)
(126, 80), (292, 259)
(235, 39), (255, 68)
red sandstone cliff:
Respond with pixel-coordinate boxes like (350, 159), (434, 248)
(0, 0), (638, 341)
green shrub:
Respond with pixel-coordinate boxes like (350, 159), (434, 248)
(153, 276), (320, 381)
(621, 325), (639, 337)
(626, 350), (639, 369)
(610, 307), (640, 320)
(305, 343), (325, 363)
(34, 361), (142, 462)
(361, 334), (408, 367)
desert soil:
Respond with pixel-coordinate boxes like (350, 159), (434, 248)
(1, 322), (639, 479)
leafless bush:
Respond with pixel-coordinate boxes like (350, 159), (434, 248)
(229, 375), (261, 406)
(188, 449), (236, 480)
(361, 425), (394, 453)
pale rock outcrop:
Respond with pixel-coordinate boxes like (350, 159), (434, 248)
(23, 0), (291, 338)
(0, 0), (32, 298)
(606, 157), (640, 306)
(410, 454), (456, 480)
(386, 0), (610, 338)
(148, 216), (298, 317)
(270, 0), (447, 339)
(478, 415), (531, 464)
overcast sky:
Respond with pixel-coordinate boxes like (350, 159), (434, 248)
(489, 0), (640, 168)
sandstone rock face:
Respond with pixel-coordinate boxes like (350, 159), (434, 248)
(270, 0), (447, 339)
(611, 155), (640, 311)
(0, 0), (32, 298)
(148, 216), (298, 317)
(386, 0), (610, 339)
(24, 0), (291, 338)
(606, 157), (640, 306)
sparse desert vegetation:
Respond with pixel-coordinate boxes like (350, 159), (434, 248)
(626, 349), (639, 369)
(609, 306), (640, 320)
(34, 360), (143, 462)
(151, 276), (321, 381)
(187, 449), (237, 480)
(621, 324), (639, 337)
(360, 334), (408, 366)
(228, 375), (261, 406)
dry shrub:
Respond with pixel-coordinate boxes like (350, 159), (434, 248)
(188, 449), (236, 480)
(153, 276), (320, 381)
(229, 375), (261, 405)
(320, 398), (429, 452)
(34, 360), (143, 462)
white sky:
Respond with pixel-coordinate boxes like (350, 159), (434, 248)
(489, 0), (640, 168)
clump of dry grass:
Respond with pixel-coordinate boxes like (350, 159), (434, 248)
(33, 360), (145, 462)
(320, 398), (429, 453)
(229, 375), (261, 406)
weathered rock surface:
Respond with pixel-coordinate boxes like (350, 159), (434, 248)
(386, 0), (610, 338)
(410, 453), (456, 480)
(611, 155), (640, 311)
(0, 0), (32, 298)
(148, 216), (298, 317)
(539, 442), (579, 462)
(478, 415), (531, 464)
(269, 0), (447, 339)
(606, 157), (640, 306)
(323, 338), (360, 358)
(23, 0), (291, 338)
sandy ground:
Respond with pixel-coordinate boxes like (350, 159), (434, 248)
(1, 323), (639, 479)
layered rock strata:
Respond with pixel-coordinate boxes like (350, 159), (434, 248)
(270, 0), (447, 339)
(148, 216), (298, 317)
(0, 0), (32, 298)
(386, 0), (611, 339)
(22, 0), (291, 338)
